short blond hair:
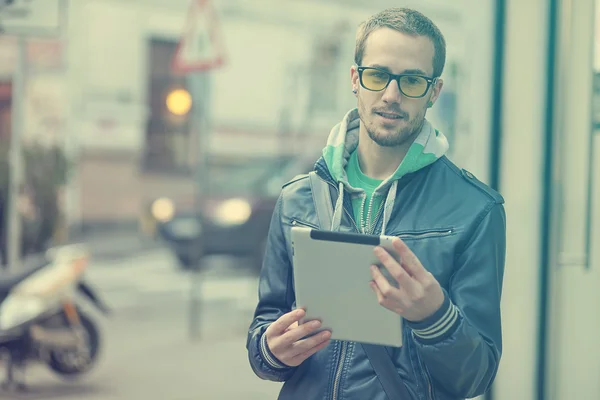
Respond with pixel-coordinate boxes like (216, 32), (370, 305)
(354, 8), (446, 78)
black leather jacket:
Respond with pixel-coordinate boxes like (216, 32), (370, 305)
(247, 156), (506, 400)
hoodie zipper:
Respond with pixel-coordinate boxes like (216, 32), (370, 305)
(364, 195), (376, 234)
(368, 200), (385, 234)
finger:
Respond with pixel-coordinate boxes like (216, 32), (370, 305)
(373, 247), (416, 290)
(369, 280), (385, 304)
(370, 264), (407, 299)
(290, 336), (331, 365)
(370, 281), (404, 315)
(270, 309), (305, 335)
(281, 319), (323, 344)
(392, 238), (428, 281)
(289, 330), (332, 359)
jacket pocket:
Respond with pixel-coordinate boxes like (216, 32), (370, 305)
(391, 229), (454, 240)
(290, 219), (320, 230)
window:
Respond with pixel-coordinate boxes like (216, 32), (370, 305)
(307, 35), (342, 113)
(143, 39), (193, 174)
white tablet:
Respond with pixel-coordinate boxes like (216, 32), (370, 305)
(290, 226), (404, 348)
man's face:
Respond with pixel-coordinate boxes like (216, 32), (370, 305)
(351, 28), (443, 148)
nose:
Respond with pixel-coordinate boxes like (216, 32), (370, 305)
(381, 78), (403, 104)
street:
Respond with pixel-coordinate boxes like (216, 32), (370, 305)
(1, 248), (282, 400)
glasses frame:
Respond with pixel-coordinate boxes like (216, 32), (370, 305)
(357, 66), (437, 98)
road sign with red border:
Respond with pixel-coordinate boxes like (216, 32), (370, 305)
(171, 0), (227, 73)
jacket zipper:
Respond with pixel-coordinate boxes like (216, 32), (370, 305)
(426, 372), (434, 400)
(423, 366), (434, 400)
(395, 229), (453, 239)
(332, 341), (348, 400)
(290, 219), (319, 230)
(414, 339), (435, 400)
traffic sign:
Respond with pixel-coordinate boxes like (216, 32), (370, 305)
(172, 0), (226, 73)
(0, 0), (66, 37)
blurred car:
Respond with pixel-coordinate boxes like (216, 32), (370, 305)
(146, 154), (316, 271)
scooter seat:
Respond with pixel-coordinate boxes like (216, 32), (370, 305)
(0, 258), (48, 300)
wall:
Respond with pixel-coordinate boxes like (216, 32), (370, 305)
(494, 0), (549, 398)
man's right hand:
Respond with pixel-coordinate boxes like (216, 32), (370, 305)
(265, 308), (332, 367)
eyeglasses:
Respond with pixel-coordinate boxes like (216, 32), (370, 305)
(357, 66), (436, 98)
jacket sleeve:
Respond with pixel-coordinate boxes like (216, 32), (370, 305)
(246, 194), (298, 382)
(404, 201), (506, 398)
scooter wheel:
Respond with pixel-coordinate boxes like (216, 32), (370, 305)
(47, 312), (101, 378)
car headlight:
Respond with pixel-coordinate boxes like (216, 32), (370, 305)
(0, 295), (46, 331)
(152, 198), (175, 222)
(214, 198), (252, 226)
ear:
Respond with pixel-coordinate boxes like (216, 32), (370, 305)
(350, 65), (359, 93)
(428, 78), (444, 106)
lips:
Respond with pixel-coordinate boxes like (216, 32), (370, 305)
(375, 111), (404, 120)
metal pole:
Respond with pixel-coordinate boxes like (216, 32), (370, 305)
(189, 259), (203, 340)
(189, 71), (211, 340)
(6, 36), (26, 272)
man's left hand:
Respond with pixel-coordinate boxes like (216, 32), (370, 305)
(370, 238), (445, 322)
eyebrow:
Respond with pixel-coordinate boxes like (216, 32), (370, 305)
(369, 64), (429, 76)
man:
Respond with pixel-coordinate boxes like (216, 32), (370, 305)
(246, 7), (506, 400)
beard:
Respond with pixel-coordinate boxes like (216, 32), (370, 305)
(358, 98), (427, 148)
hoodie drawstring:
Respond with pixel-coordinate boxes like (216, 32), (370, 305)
(380, 180), (398, 235)
(331, 181), (344, 231)
(330, 180), (397, 235)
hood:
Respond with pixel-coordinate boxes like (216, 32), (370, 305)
(320, 108), (449, 234)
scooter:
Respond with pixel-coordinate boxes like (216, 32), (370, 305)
(0, 244), (110, 392)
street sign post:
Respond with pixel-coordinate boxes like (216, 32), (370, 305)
(0, 0), (66, 273)
(172, 0), (226, 340)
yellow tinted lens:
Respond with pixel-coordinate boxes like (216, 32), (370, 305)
(399, 76), (428, 97)
(361, 69), (390, 91)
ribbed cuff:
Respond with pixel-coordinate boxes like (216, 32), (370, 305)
(259, 331), (290, 370)
(405, 290), (461, 344)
